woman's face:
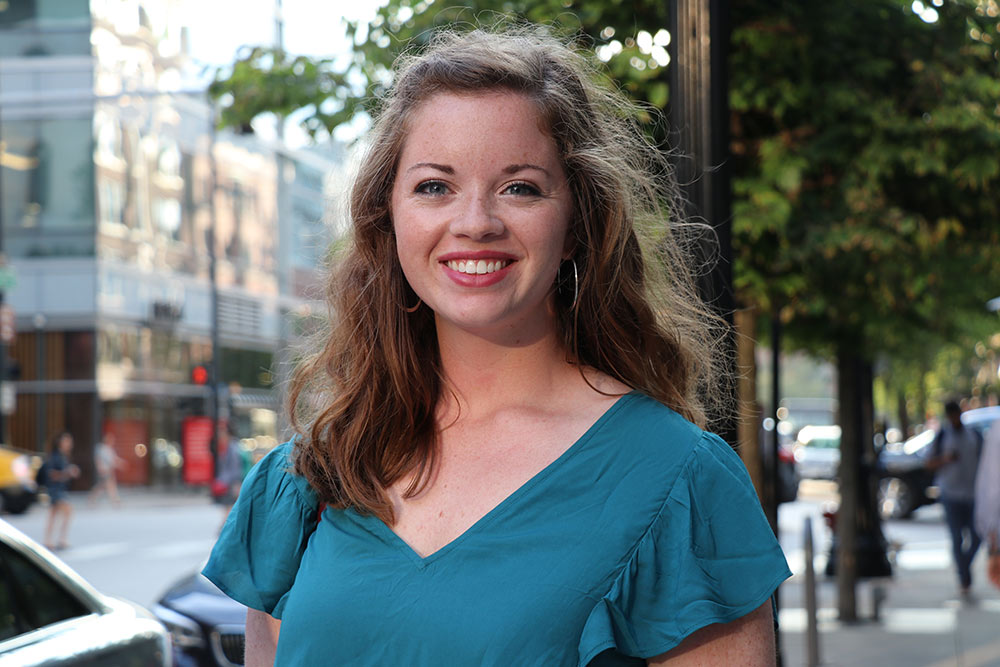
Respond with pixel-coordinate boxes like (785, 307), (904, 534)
(58, 434), (73, 454)
(390, 91), (573, 341)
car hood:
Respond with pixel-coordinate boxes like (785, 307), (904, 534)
(157, 572), (246, 627)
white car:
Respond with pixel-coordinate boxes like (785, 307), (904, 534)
(0, 518), (170, 666)
(793, 424), (842, 480)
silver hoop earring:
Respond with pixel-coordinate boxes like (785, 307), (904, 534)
(558, 259), (579, 311)
(570, 258), (579, 311)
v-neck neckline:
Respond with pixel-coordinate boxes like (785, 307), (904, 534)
(351, 391), (640, 568)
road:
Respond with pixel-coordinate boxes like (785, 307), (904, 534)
(4, 490), (222, 608)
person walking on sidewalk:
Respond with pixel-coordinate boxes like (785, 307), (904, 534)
(89, 431), (124, 507)
(974, 420), (1000, 589)
(43, 431), (80, 551)
(927, 400), (984, 596)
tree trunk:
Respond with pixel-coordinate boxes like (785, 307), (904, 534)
(836, 350), (861, 621)
(836, 348), (892, 622)
(896, 389), (909, 438)
(735, 308), (766, 501)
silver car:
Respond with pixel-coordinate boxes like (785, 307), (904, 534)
(792, 424), (842, 480)
(0, 518), (170, 666)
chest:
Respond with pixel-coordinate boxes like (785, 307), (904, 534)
(279, 468), (656, 666)
(388, 409), (610, 558)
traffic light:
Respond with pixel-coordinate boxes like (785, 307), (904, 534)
(191, 364), (209, 385)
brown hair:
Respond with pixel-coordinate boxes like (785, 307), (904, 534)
(288, 25), (729, 522)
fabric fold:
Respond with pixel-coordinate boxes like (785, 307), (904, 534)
(202, 441), (319, 618)
(577, 432), (791, 665)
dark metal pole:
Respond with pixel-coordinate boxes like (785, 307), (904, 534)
(207, 101), (220, 469)
(669, 0), (736, 445)
(769, 312), (782, 534)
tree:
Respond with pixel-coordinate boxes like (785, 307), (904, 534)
(209, 0), (1000, 620)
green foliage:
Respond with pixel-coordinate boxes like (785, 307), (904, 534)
(729, 0), (1000, 361)
(208, 47), (362, 138)
(210, 0), (1000, 376)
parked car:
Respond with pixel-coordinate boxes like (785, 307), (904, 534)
(0, 518), (170, 665)
(792, 424), (842, 480)
(878, 406), (1000, 520)
(0, 446), (39, 514)
(776, 442), (800, 503)
(153, 569), (246, 667)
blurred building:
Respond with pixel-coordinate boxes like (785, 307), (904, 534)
(0, 1), (338, 487)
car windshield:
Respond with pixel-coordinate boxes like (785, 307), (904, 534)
(797, 425), (841, 448)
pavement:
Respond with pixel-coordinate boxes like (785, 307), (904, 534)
(777, 504), (1000, 667)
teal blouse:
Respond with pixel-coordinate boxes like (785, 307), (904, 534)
(203, 392), (790, 666)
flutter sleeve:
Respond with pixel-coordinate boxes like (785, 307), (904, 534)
(202, 441), (319, 618)
(578, 431), (791, 664)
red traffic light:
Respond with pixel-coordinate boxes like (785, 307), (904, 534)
(191, 365), (208, 385)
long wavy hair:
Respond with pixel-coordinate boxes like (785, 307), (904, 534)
(288, 26), (730, 522)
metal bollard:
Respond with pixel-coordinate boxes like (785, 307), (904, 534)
(804, 516), (821, 667)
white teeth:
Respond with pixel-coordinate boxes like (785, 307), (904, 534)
(446, 259), (509, 275)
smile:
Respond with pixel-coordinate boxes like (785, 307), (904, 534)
(444, 259), (512, 275)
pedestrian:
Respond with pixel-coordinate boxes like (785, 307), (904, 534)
(213, 422), (246, 519)
(43, 431), (80, 551)
(927, 400), (984, 596)
(89, 431), (124, 507)
(974, 420), (1000, 589)
(204, 26), (790, 666)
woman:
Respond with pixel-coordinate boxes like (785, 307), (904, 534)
(43, 431), (80, 550)
(204, 27), (790, 666)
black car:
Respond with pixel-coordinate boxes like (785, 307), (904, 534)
(0, 518), (170, 665)
(878, 406), (1000, 519)
(153, 570), (246, 667)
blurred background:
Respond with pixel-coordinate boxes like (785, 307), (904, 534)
(0, 1), (998, 666)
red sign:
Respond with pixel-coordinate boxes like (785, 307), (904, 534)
(182, 417), (215, 484)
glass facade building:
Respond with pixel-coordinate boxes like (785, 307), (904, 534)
(0, 0), (337, 487)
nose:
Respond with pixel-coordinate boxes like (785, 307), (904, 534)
(448, 192), (505, 241)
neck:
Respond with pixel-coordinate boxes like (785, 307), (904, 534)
(435, 318), (574, 416)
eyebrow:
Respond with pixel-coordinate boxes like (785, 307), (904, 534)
(406, 162), (454, 174)
(404, 162), (551, 176)
(503, 163), (551, 176)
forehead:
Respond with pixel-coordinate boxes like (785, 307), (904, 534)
(398, 91), (559, 163)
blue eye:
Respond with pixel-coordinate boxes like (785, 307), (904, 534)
(504, 182), (542, 196)
(415, 181), (449, 196)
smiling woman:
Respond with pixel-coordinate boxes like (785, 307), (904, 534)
(202, 25), (790, 667)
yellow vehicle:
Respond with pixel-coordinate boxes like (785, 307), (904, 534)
(0, 445), (39, 514)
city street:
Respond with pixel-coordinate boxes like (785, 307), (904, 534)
(777, 481), (1000, 667)
(5, 491), (221, 608)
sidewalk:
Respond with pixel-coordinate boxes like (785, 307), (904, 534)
(778, 539), (1000, 666)
(38, 485), (215, 511)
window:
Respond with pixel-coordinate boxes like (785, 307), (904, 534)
(0, 542), (90, 641)
(1, 117), (96, 257)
